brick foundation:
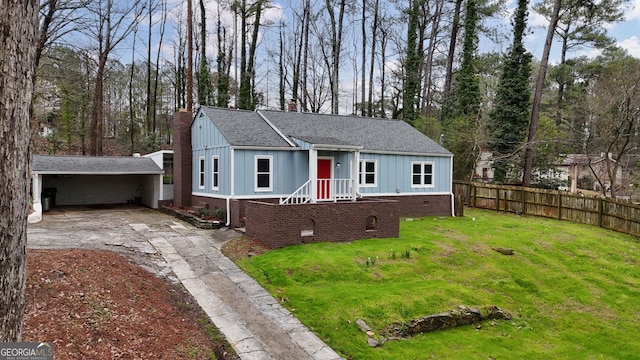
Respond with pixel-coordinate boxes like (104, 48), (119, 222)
(371, 194), (452, 217)
(245, 199), (400, 249)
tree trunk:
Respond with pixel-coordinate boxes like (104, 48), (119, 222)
(523, 0), (562, 186)
(326, 0), (346, 114)
(360, 0), (367, 116)
(187, 0), (193, 112)
(0, 0), (38, 341)
(367, 0), (380, 117)
(443, 0), (463, 103)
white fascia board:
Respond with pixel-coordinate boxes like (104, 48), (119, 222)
(229, 146), (299, 151)
(33, 171), (164, 175)
(363, 149), (454, 157)
(312, 144), (363, 151)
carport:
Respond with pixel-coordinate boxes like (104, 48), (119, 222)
(32, 155), (164, 213)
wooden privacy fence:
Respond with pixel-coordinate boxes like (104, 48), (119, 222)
(453, 181), (640, 238)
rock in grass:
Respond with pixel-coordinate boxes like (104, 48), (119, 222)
(382, 305), (512, 337)
(356, 319), (371, 332)
(367, 336), (380, 347)
(493, 247), (514, 255)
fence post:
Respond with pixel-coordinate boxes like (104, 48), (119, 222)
(521, 189), (526, 215)
(557, 193), (562, 220)
(496, 187), (500, 212)
(598, 198), (604, 228)
(504, 191), (508, 213)
(472, 183), (477, 208)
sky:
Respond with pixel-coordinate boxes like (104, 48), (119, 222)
(522, 0), (640, 61)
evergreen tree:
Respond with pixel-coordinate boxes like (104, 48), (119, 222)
(403, 0), (421, 125)
(443, 0), (480, 120)
(488, 0), (532, 182)
(442, 0), (481, 180)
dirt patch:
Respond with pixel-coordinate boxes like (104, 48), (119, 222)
(221, 236), (270, 261)
(23, 249), (238, 360)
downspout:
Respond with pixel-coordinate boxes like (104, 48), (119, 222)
(450, 155), (455, 217)
(226, 147), (235, 226)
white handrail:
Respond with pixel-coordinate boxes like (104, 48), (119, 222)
(280, 180), (312, 204)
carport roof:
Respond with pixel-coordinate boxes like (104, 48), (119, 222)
(33, 155), (164, 175)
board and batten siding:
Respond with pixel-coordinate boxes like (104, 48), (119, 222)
(233, 149), (309, 197)
(191, 113), (231, 195)
(358, 153), (452, 195)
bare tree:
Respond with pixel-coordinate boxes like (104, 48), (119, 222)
(36, 0), (90, 68)
(85, 0), (143, 156)
(584, 55), (640, 198)
(323, 0), (347, 114)
(0, 0), (39, 341)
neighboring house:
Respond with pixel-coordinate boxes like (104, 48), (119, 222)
(474, 150), (494, 182)
(29, 155), (164, 223)
(552, 153), (624, 193)
(474, 150), (625, 194)
(172, 107), (454, 247)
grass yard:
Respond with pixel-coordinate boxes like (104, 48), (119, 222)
(236, 208), (640, 360)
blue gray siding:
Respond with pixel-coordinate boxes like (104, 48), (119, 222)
(358, 153), (452, 195)
(233, 150), (309, 196)
(192, 113), (232, 195)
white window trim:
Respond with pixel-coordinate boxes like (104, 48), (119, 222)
(211, 156), (219, 191)
(411, 161), (435, 188)
(359, 159), (377, 187)
(198, 156), (205, 189)
(255, 155), (273, 192)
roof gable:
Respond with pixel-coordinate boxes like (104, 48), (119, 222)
(198, 107), (292, 148)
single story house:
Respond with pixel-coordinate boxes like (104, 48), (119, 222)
(172, 107), (454, 247)
(29, 154), (164, 222)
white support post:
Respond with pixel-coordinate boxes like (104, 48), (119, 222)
(352, 151), (359, 201)
(309, 149), (317, 203)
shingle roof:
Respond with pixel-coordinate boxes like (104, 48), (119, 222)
(260, 110), (452, 155)
(32, 155), (164, 174)
(198, 106), (451, 156)
(199, 107), (292, 147)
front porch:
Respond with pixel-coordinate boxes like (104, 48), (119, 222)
(280, 178), (356, 204)
(280, 142), (362, 204)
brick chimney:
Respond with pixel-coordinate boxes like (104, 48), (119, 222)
(287, 99), (297, 112)
(172, 109), (192, 208)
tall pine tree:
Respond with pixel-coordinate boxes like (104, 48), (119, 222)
(442, 0), (481, 180)
(488, 0), (532, 182)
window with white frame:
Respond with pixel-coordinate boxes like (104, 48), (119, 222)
(211, 156), (219, 190)
(411, 161), (434, 187)
(198, 156), (205, 189)
(359, 160), (377, 186)
(255, 156), (273, 191)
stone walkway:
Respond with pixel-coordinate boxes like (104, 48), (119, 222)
(27, 206), (343, 360)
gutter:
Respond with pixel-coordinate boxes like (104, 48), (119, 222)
(450, 155), (456, 217)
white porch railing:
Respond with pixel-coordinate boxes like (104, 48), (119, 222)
(318, 178), (355, 201)
(280, 178), (356, 204)
(280, 180), (312, 204)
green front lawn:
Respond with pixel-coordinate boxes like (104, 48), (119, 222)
(236, 208), (640, 359)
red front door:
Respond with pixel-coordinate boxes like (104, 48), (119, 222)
(317, 159), (332, 200)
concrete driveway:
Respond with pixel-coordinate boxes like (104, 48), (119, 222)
(27, 205), (342, 360)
